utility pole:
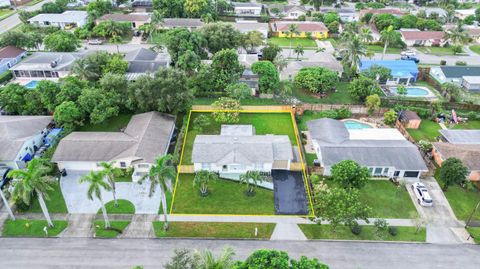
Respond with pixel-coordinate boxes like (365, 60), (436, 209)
(465, 200), (480, 228)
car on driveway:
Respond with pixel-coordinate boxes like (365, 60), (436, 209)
(411, 182), (433, 207)
(87, 39), (104, 45)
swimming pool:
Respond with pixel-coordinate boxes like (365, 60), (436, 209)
(25, 80), (39, 89)
(392, 87), (430, 97)
(343, 120), (373, 129)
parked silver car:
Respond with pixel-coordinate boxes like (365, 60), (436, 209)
(87, 39), (104, 45)
(411, 182), (433, 207)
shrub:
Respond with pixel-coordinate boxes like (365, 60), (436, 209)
(335, 107), (352, 119)
(455, 61), (467, 66)
(374, 218), (389, 235)
(0, 71), (13, 84)
(383, 109), (397, 125)
(388, 226), (398, 236)
(440, 60), (446, 65)
(351, 222), (362, 235)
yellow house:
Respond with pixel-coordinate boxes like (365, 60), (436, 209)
(273, 21), (329, 39)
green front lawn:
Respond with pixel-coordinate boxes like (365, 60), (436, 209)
(467, 227), (480, 244)
(99, 199), (135, 214)
(292, 82), (357, 105)
(407, 120), (441, 142)
(172, 174), (275, 215)
(299, 224), (426, 242)
(2, 219), (68, 237)
(442, 185), (480, 221)
(159, 190), (172, 214)
(359, 180), (418, 218)
(17, 181), (68, 214)
(452, 120), (480, 130)
(268, 37), (317, 48)
(153, 222), (276, 239)
(0, 9), (15, 20)
(306, 153), (317, 167)
(470, 45), (480, 55)
(182, 112), (297, 164)
(366, 45), (402, 54)
(416, 46), (455, 56)
(78, 114), (133, 132)
(93, 220), (130, 238)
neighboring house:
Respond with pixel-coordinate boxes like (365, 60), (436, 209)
(238, 54), (259, 94)
(360, 8), (405, 18)
(433, 129), (480, 181)
(281, 5), (307, 19)
(52, 112), (176, 182)
(192, 125), (294, 178)
(454, 9), (475, 20)
(466, 27), (480, 43)
(0, 46), (26, 74)
(320, 7), (358, 22)
(10, 52), (85, 80)
(359, 60), (419, 85)
(97, 13), (150, 28)
(131, 0), (153, 12)
(281, 60), (343, 81)
(461, 76), (480, 92)
(232, 2), (262, 16)
(161, 18), (204, 30)
(400, 29), (445, 47)
(0, 116), (53, 169)
(233, 21), (268, 39)
(272, 21), (328, 39)
(429, 66), (480, 87)
(307, 118), (428, 179)
(28, 11), (88, 29)
(124, 48), (170, 80)
(398, 110), (421, 129)
(0, 0), (11, 7)
(414, 7), (447, 18)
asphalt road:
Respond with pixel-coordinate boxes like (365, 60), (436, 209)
(0, 0), (53, 34)
(0, 238), (479, 269)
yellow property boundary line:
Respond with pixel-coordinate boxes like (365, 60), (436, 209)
(169, 109), (315, 218)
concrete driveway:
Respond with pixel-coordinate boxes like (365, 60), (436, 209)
(60, 170), (161, 214)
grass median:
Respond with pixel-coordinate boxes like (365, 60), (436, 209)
(153, 222), (276, 239)
(2, 219), (68, 237)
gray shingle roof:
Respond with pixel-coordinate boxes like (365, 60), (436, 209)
(0, 116), (52, 160)
(307, 118), (349, 144)
(440, 129), (480, 144)
(162, 18), (204, 28)
(11, 52), (85, 72)
(439, 66), (480, 78)
(52, 112), (175, 163)
(124, 48), (170, 73)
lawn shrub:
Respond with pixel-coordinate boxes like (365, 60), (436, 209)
(388, 226), (398, 236)
(440, 60), (446, 65)
(0, 71), (12, 84)
(455, 61), (467, 66)
(351, 222), (362, 235)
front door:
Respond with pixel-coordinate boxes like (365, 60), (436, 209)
(394, 171), (400, 177)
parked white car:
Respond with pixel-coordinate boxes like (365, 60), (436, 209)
(401, 50), (416, 57)
(411, 182), (433, 207)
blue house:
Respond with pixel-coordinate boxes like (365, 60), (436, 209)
(0, 46), (26, 74)
(359, 60), (419, 85)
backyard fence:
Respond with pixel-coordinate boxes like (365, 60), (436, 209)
(395, 120), (417, 144)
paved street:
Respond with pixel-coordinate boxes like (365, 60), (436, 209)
(0, 237), (479, 269)
(0, 0), (53, 34)
(372, 51), (480, 66)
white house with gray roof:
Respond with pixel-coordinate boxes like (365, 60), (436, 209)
(52, 112), (175, 182)
(10, 52), (85, 80)
(192, 125), (294, 178)
(0, 116), (53, 169)
(307, 118), (428, 179)
(28, 11), (88, 29)
(232, 2), (263, 16)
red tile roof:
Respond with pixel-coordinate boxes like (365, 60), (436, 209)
(275, 22), (327, 32)
(0, 46), (25, 59)
(400, 30), (444, 41)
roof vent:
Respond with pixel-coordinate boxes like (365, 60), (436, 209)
(50, 60), (57, 68)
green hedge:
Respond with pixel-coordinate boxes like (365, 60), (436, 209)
(0, 71), (12, 84)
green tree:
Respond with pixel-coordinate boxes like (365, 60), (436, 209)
(0, 31), (41, 50)
(239, 171), (265, 196)
(8, 159), (56, 227)
(139, 154), (176, 230)
(261, 42), (282, 62)
(361, 65), (392, 83)
(372, 14), (400, 31)
(57, 76), (87, 104)
(442, 82), (463, 102)
(193, 170), (219, 196)
(251, 61), (280, 94)
(418, 140), (433, 153)
(241, 30), (264, 53)
(291, 256), (329, 269)
(349, 76), (381, 102)
(193, 247), (235, 269)
(71, 51), (111, 81)
(380, 25), (401, 60)
(294, 67), (339, 94)
(445, 24), (469, 49)
(314, 187), (371, 231)
(365, 94), (381, 115)
(78, 88), (120, 124)
(201, 22), (242, 54)
(54, 101), (83, 130)
(235, 249), (290, 269)
(184, 0), (209, 18)
(87, 0), (113, 19)
(294, 45), (305, 60)
(23, 90), (45, 115)
(154, 0), (186, 18)
(339, 36), (367, 75)
(439, 158), (468, 191)
(164, 28), (207, 63)
(359, 27), (374, 44)
(286, 24), (300, 57)
(396, 85), (407, 96)
(400, 14), (418, 29)
(37, 80), (61, 112)
(99, 73), (129, 105)
(225, 82), (251, 99)
(43, 31), (80, 52)
(165, 249), (195, 269)
(0, 84), (27, 114)
(211, 97), (241, 123)
(383, 109), (397, 125)
(79, 171), (112, 228)
(210, 49), (244, 91)
(331, 160), (370, 189)
(93, 20), (130, 39)
(192, 114), (210, 132)
(176, 50), (201, 75)
(103, 54), (128, 75)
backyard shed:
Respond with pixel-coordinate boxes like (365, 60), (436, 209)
(399, 110), (421, 129)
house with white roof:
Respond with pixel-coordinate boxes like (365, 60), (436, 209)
(454, 9), (476, 20)
(281, 5), (307, 19)
(232, 2), (263, 16)
(233, 21), (268, 39)
(28, 11), (88, 29)
(307, 118), (428, 179)
(10, 52), (85, 80)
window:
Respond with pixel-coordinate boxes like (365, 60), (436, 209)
(120, 162), (126, 168)
(368, 168), (373, 174)
(383, 168), (389, 175)
(374, 168), (382, 175)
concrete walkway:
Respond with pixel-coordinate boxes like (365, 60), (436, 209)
(120, 214), (155, 238)
(61, 214), (94, 238)
(270, 223), (307, 240)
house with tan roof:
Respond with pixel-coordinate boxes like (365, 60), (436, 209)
(400, 29), (445, 47)
(272, 21), (328, 39)
(0, 46), (26, 74)
(52, 112), (175, 182)
(97, 13), (151, 28)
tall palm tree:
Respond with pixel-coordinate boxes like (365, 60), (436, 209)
(340, 22), (358, 43)
(286, 24), (300, 58)
(340, 35), (367, 75)
(360, 27), (374, 44)
(445, 24), (469, 47)
(80, 171), (112, 228)
(294, 45), (304, 60)
(100, 161), (117, 207)
(8, 159), (55, 227)
(71, 58), (97, 81)
(139, 154), (176, 231)
(380, 25), (400, 60)
(0, 188), (15, 220)
(193, 170), (219, 197)
(193, 247), (235, 269)
(239, 171), (265, 195)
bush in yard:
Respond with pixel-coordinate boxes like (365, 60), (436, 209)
(396, 85), (407, 96)
(193, 170), (219, 197)
(335, 107), (352, 119)
(43, 30), (81, 52)
(351, 222), (362, 235)
(442, 82), (463, 102)
(349, 76), (381, 102)
(418, 140), (433, 153)
(388, 226), (398, 236)
(192, 114), (210, 133)
(365, 94), (381, 115)
(54, 101), (83, 131)
(361, 65), (392, 84)
(374, 218), (389, 236)
(383, 109), (397, 126)
(439, 157), (468, 191)
(331, 160), (370, 189)
(211, 97), (241, 123)
(294, 67), (339, 94)
(251, 61), (280, 94)
(225, 83), (251, 100)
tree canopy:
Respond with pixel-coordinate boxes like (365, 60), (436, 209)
(251, 61), (280, 94)
(331, 160), (370, 189)
(294, 67), (339, 94)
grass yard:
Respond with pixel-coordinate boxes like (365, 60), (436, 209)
(292, 82), (357, 105)
(159, 190), (172, 214)
(416, 46), (455, 56)
(17, 181), (68, 214)
(172, 174), (275, 214)
(78, 114), (133, 132)
(93, 220), (130, 238)
(0, 9), (14, 20)
(407, 120), (441, 142)
(453, 120), (480, 130)
(2, 220), (68, 237)
(467, 227), (480, 244)
(193, 98), (285, 106)
(366, 45), (402, 54)
(470, 45), (480, 55)
(99, 199), (135, 214)
(181, 112), (297, 164)
(153, 222), (276, 239)
(306, 153), (317, 167)
(268, 37), (317, 48)
(358, 181), (418, 218)
(442, 185), (480, 221)
(299, 224), (426, 242)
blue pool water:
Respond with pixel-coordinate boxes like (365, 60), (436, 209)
(25, 80), (39, 89)
(343, 120), (372, 129)
(394, 87), (429, 97)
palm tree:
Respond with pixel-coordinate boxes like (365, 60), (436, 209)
(340, 22), (358, 43)
(8, 159), (55, 227)
(340, 35), (367, 75)
(109, 33), (122, 54)
(380, 25), (400, 60)
(193, 170), (219, 197)
(294, 45), (304, 60)
(71, 58), (97, 81)
(239, 171), (265, 195)
(193, 247), (235, 269)
(360, 27), (374, 44)
(79, 171), (112, 228)
(99, 161), (117, 207)
(139, 154), (176, 231)
(0, 188), (15, 220)
(286, 24), (300, 58)
(445, 24), (469, 51)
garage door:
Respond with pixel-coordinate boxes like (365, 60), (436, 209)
(404, 171), (419, 178)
